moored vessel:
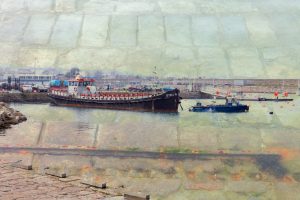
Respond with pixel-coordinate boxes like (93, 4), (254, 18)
(189, 97), (249, 113)
(48, 75), (181, 112)
(238, 97), (293, 102)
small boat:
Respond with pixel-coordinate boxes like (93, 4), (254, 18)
(48, 75), (181, 112)
(189, 97), (249, 113)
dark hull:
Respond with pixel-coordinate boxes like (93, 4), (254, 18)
(189, 105), (249, 113)
(239, 98), (293, 102)
(48, 89), (180, 112)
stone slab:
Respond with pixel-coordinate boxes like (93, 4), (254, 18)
(262, 47), (300, 78)
(268, 14), (300, 45)
(165, 16), (192, 46)
(28, 0), (53, 12)
(192, 16), (219, 46)
(165, 46), (195, 61)
(41, 121), (96, 148)
(261, 128), (300, 150)
(0, 15), (29, 42)
(97, 116), (178, 151)
(115, 2), (155, 15)
(197, 58), (230, 78)
(275, 183), (300, 200)
(0, 153), (33, 167)
(110, 16), (137, 47)
(228, 47), (265, 77)
(0, 42), (20, 66)
(23, 14), (55, 45)
(58, 48), (127, 70)
(11, 163), (33, 170)
(179, 126), (219, 151)
(34, 155), (91, 176)
(159, 0), (196, 14)
(245, 14), (278, 47)
(138, 15), (164, 47)
(79, 0), (115, 15)
(218, 127), (263, 152)
(17, 47), (57, 67)
(0, 0), (26, 12)
(226, 181), (270, 193)
(220, 15), (250, 47)
(92, 157), (178, 179)
(198, 47), (225, 59)
(50, 14), (82, 48)
(121, 48), (163, 75)
(45, 168), (67, 178)
(55, 0), (76, 12)
(0, 121), (42, 147)
(80, 15), (109, 47)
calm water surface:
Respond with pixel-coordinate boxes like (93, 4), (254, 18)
(1, 97), (299, 199)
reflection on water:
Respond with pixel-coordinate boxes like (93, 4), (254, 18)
(255, 155), (287, 178)
(1, 97), (300, 199)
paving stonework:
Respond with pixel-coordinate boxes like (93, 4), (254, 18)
(0, 160), (119, 200)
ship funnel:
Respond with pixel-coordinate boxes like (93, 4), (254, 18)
(75, 74), (83, 80)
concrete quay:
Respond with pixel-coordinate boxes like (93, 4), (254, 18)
(0, 160), (122, 200)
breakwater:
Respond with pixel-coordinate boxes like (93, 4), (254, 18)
(0, 93), (52, 103)
(179, 91), (213, 99)
(0, 102), (27, 130)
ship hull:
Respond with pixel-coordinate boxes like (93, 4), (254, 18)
(48, 89), (180, 112)
(189, 105), (249, 113)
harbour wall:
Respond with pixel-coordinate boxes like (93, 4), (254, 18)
(0, 93), (52, 103)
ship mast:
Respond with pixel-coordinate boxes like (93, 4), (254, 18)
(153, 66), (158, 89)
(34, 57), (37, 74)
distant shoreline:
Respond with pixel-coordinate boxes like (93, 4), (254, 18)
(0, 91), (297, 103)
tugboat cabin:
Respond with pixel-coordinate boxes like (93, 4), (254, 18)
(68, 75), (97, 96)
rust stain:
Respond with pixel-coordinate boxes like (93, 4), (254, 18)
(266, 147), (300, 160)
(18, 150), (29, 155)
(187, 171), (196, 180)
(95, 176), (102, 183)
(231, 173), (242, 181)
(192, 149), (199, 154)
(81, 165), (92, 174)
(282, 175), (297, 184)
(208, 174), (218, 181)
(186, 181), (223, 191)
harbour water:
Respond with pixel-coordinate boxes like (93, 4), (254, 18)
(1, 97), (300, 199)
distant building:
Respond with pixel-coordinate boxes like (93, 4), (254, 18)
(2, 73), (53, 85)
(17, 74), (53, 84)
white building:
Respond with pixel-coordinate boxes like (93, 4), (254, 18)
(2, 73), (53, 85)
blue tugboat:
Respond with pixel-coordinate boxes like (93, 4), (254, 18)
(189, 97), (249, 113)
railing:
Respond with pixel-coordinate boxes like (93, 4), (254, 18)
(51, 90), (159, 101)
(51, 90), (68, 96)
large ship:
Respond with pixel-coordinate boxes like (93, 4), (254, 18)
(48, 75), (181, 112)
